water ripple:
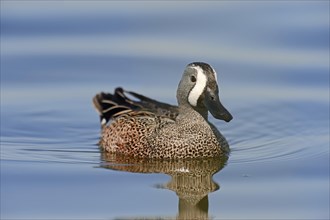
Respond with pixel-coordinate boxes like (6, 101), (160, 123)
(220, 101), (329, 164)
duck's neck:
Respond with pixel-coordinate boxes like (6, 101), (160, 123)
(178, 104), (208, 121)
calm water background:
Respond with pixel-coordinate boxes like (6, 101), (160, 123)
(1, 1), (329, 219)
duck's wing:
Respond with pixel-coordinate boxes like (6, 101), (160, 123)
(93, 87), (178, 127)
(125, 89), (179, 120)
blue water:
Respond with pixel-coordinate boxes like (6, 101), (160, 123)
(1, 2), (329, 219)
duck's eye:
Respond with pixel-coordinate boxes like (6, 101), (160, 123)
(190, 75), (196, 82)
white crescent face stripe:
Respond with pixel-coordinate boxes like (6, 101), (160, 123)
(188, 66), (207, 106)
(211, 67), (218, 83)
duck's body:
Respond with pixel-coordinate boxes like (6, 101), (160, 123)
(93, 62), (232, 159)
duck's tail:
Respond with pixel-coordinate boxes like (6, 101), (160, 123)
(93, 87), (138, 127)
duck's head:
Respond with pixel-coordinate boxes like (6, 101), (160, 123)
(177, 62), (233, 122)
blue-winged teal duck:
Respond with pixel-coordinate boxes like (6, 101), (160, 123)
(93, 62), (233, 159)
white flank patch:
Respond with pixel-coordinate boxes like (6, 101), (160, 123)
(101, 118), (107, 125)
(188, 66), (207, 106)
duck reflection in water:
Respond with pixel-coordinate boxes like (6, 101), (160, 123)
(100, 152), (228, 220)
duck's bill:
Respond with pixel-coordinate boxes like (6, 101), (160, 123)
(205, 90), (233, 122)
